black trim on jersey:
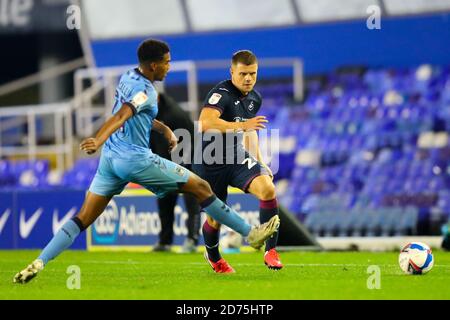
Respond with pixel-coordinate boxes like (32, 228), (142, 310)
(134, 68), (151, 81)
(123, 102), (137, 115)
(226, 80), (246, 98)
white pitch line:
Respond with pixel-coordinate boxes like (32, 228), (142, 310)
(2, 263), (450, 274)
(84, 260), (369, 266)
(81, 260), (450, 268)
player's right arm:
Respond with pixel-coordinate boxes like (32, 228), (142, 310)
(199, 108), (268, 133)
(80, 103), (134, 154)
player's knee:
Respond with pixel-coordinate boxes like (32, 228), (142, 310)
(195, 178), (213, 198)
(258, 183), (276, 200)
(206, 216), (221, 229)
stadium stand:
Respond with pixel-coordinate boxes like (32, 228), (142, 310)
(2, 63), (449, 237)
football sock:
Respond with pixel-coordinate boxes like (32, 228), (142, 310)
(260, 198), (279, 251)
(38, 218), (83, 265)
(200, 195), (251, 236)
(202, 220), (221, 262)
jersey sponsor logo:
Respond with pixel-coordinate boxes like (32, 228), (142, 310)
(20, 208), (44, 239)
(234, 117), (249, 122)
(208, 93), (222, 105)
(131, 91), (149, 110)
(234, 101), (240, 106)
(242, 158), (258, 170)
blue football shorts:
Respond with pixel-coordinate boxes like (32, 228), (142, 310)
(89, 153), (191, 198)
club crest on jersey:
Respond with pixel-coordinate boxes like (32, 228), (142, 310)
(131, 91), (148, 109)
(248, 101), (255, 111)
(208, 93), (222, 105)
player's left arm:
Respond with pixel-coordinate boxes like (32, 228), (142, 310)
(243, 130), (273, 179)
(80, 103), (134, 154)
(152, 119), (178, 152)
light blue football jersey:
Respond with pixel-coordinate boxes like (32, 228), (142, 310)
(89, 68), (192, 198)
(102, 68), (158, 159)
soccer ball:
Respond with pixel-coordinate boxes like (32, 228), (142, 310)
(398, 242), (434, 275)
(221, 231), (242, 249)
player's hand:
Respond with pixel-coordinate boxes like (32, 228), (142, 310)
(80, 138), (100, 155)
(242, 116), (268, 131)
(164, 129), (178, 152)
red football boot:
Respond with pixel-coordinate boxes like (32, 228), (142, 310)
(204, 252), (235, 274)
(264, 248), (283, 270)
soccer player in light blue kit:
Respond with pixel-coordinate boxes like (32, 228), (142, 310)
(13, 39), (279, 283)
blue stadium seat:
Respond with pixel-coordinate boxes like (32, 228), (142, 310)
(395, 206), (419, 235)
(0, 160), (15, 187)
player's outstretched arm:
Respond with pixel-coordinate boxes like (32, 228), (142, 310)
(199, 108), (268, 133)
(152, 119), (178, 152)
(80, 103), (134, 154)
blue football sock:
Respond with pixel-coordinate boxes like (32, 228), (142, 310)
(201, 195), (251, 236)
(38, 219), (81, 265)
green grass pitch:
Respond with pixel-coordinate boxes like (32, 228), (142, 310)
(1, 250), (449, 300)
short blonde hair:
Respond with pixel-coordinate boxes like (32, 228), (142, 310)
(232, 50), (258, 66)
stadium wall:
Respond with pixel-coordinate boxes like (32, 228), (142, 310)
(1, 189), (441, 251)
(0, 189), (261, 250)
(90, 13), (450, 83)
(0, 190), (86, 249)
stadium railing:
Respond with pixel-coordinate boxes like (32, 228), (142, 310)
(0, 103), (74, 172)
(73, 58), (303, 136)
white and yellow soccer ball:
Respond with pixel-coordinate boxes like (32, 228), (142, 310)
(221, 231), (243, 249)
(399, 242), (434, 275)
